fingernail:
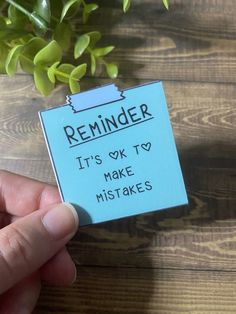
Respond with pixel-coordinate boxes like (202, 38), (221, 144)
(42, 203), (79, 240)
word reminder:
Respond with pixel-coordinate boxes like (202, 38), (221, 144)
(39, 82), (188, 225)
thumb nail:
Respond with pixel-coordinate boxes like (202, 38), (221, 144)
(42, 203), (79, 240)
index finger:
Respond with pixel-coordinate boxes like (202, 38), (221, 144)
(0, 170), (61, 216)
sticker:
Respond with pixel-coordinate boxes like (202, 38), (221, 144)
(39, 81), (188, 225)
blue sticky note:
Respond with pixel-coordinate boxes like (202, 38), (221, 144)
(39, 81), (188, 225)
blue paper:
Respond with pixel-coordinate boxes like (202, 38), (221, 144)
(39, 81), (188, 225)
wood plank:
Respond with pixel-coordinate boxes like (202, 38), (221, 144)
(0, 75), (235, 271)
(0, 1), (235, 311)
(70, 0), (236, 83)
(0, 75), (235, 159)
(35, 267), (236, 313)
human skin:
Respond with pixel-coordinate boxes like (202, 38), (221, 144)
(0, 170), (79, 313)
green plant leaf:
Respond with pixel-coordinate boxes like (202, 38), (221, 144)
(70, 63), (87, 80)
(0, 17), (6, 27)
(105, 62), (118, 79)
(93, 46), (114, 58)
(82, 3), (98, 23)
(74, 34), (90, 59)
(8, 4), (28, 26)
(60, 0), (81, 22)
(34, 65), (54, 96)
(86, 31), (101, 48)
(123, 0), (130, 12)
(162, 0), (169, 10)
(5, 0), (48, 35)
(30, 12), (49, 35)
(20, 37), (47, 74)
(34, 0), (51, 23)
(47, 61), (60, 83)
(69, 79), (80, 94)
(34, 40), (62, 66)
(5, 44), (24, 76)
(5, 1), (31, 22)
(55, 63), (74, 83)
(53, 22), (72, 50)
(19, 56), (34, 74)
(69, 63), (87, 93)
(19, 34), (33, 44)
(23, 37), (47, 57)
(0, 26), (28, 41)
(1, 0), (120, 96)
(90, 54), (96, 75)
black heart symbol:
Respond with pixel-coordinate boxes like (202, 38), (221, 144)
(141, 142), (151, 151)
(109, 151), (119, 159)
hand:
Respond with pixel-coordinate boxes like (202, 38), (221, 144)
(0, 170), (79, 313)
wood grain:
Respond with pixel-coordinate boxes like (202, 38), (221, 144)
(71, 0), (236, 83)
(14, 0), (236, 82)
(35, 267), (236, 314)
(0, 0), (236, 312)
(0, 75), (235, 271)
(0, 76), (235, 160)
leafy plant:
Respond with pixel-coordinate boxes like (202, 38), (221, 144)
(0, 0), (169, 96)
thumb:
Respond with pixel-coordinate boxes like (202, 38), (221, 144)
(0, 203), (79, 294)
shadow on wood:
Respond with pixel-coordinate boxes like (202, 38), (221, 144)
(64, 141), (236, 271)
